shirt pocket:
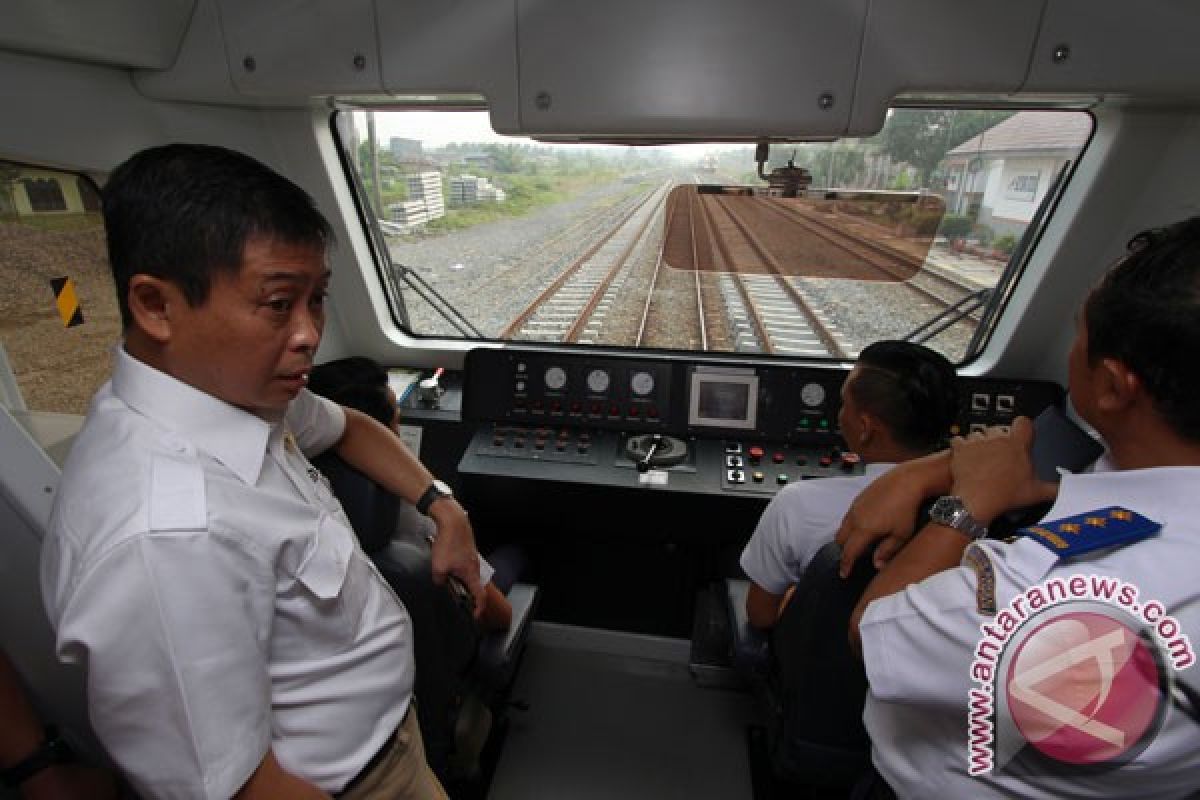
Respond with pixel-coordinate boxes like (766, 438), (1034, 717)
(290, 511), (369, 654)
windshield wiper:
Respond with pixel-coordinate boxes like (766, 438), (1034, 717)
(904, 287), (991, 344)
(387, 252), (484, 338)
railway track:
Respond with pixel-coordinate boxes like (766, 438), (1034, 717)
(700, 192), (849, 357)
(499, 182), (985, 355)
(502, 182), (672, 343)
(768, 201), (983, 312)
(635, 186), (712, 351)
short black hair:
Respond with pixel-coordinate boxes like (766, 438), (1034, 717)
(1085, 217), (1200, 441)
(103, 143), (334, 327)
(308, 356), (395, 428)
(849, 340), (959, 453)
(308, 357), (388, 400)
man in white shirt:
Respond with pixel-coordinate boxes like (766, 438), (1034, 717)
(839, 219), (1200, 797)
(739, 341), (958, 628)
(40, 144), (481, 799)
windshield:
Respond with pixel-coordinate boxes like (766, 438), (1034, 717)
(336, 108), (1092, 362)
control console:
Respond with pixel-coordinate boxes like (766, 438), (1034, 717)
(459, 347), (1064, 498)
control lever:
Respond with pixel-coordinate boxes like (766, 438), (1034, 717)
(417, 367), (445, 407)
(637, 433), (664, 473)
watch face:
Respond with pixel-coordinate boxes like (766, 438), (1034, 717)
(930, 495), (962, 524)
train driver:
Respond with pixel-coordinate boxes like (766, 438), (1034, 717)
(739, 340), (959, 628)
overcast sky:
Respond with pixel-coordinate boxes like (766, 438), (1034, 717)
(355, 110), (745, 159)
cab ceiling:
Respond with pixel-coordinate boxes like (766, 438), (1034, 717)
(4, 0), (1200, 140)
(0, 0), (195, 70)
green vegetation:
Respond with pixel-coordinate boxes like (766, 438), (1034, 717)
(425, 173), (576, 233)
(939, 214), (974, 238)
(0, 212), (103, 232)
(879, 110), (1014, 186)
(353, 139), (663, 235)
(994, 233), (1018, 254)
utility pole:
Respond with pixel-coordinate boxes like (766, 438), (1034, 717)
(366, 111), (383, 218)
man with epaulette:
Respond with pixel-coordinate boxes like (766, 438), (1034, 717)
(837, 219), (1200, 797)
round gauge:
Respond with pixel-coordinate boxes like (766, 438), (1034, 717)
(586, 368), (611, 394)
(800, 381), (826, 408)
(630, 370), (656, 397)
(544, 366), (568, 391)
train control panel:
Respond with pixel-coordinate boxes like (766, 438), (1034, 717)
(458, 347), (1064, 498)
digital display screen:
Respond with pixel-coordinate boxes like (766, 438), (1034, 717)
(688, 368), (758, 430)
(698, 382), (749, 421)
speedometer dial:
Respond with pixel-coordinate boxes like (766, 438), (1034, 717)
(630, 370), (655, 396)
(544, 366), (567, 391)
(800, 382), (826, 408)
(587, 368), (611, 394)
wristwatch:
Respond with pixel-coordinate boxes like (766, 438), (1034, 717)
(0, 726), (75, 788)
(415, 478), (453, 515)
(929, 495), (989, 541)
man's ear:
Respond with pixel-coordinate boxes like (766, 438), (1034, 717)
(856, 411), (877, 447)
(1095, 357), (1140, 412)
(127, 275), (176, 343)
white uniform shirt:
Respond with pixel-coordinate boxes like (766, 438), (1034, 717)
(740, 463), (894, 594)
(41, 348), (413, 799)
(860, 467), (1200, 798)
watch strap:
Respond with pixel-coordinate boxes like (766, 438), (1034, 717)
(415, 481), (449, 515)
(932, 495), (989, 540)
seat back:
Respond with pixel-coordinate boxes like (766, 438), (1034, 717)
(310, 451), (399, 555)
(769, 541), (876, 787)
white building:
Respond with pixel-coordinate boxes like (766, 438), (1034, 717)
(938, 112), (1091, 237)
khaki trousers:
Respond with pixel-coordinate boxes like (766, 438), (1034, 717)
(338, 707), (448, 800)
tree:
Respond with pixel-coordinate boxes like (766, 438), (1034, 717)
(487, 143), (526, 174)
(0, 162), (22, 217)
(878, 110), (1013, 186)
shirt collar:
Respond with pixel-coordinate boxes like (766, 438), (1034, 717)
(1051, 465), (1200, 522)
(111, 345), (274, 485)
(864, 462), (894, 478)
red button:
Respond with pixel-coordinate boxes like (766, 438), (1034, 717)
(772, 452), (785, 464)
(748, 446), (765, 460)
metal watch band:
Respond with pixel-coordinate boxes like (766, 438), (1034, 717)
(931, 495), (989, 541)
